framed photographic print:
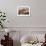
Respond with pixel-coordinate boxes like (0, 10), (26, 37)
(17, 6), (31, 16)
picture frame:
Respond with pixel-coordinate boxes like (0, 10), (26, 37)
(17, 6), (31, 16)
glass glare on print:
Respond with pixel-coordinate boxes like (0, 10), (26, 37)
(17, 6), (31, 16)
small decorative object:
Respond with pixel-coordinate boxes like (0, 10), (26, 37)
(5, 29), (10, 33)
(17, 6), (31, 16)
(0, 10), (6, 28)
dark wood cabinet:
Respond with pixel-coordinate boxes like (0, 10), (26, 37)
(1, 33), (13, 46)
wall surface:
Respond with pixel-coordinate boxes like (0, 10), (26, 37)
(0, 0), (46, 27)
(0, 0), (46, 46)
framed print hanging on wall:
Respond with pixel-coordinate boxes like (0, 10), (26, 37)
(17, 6), (31, 16)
